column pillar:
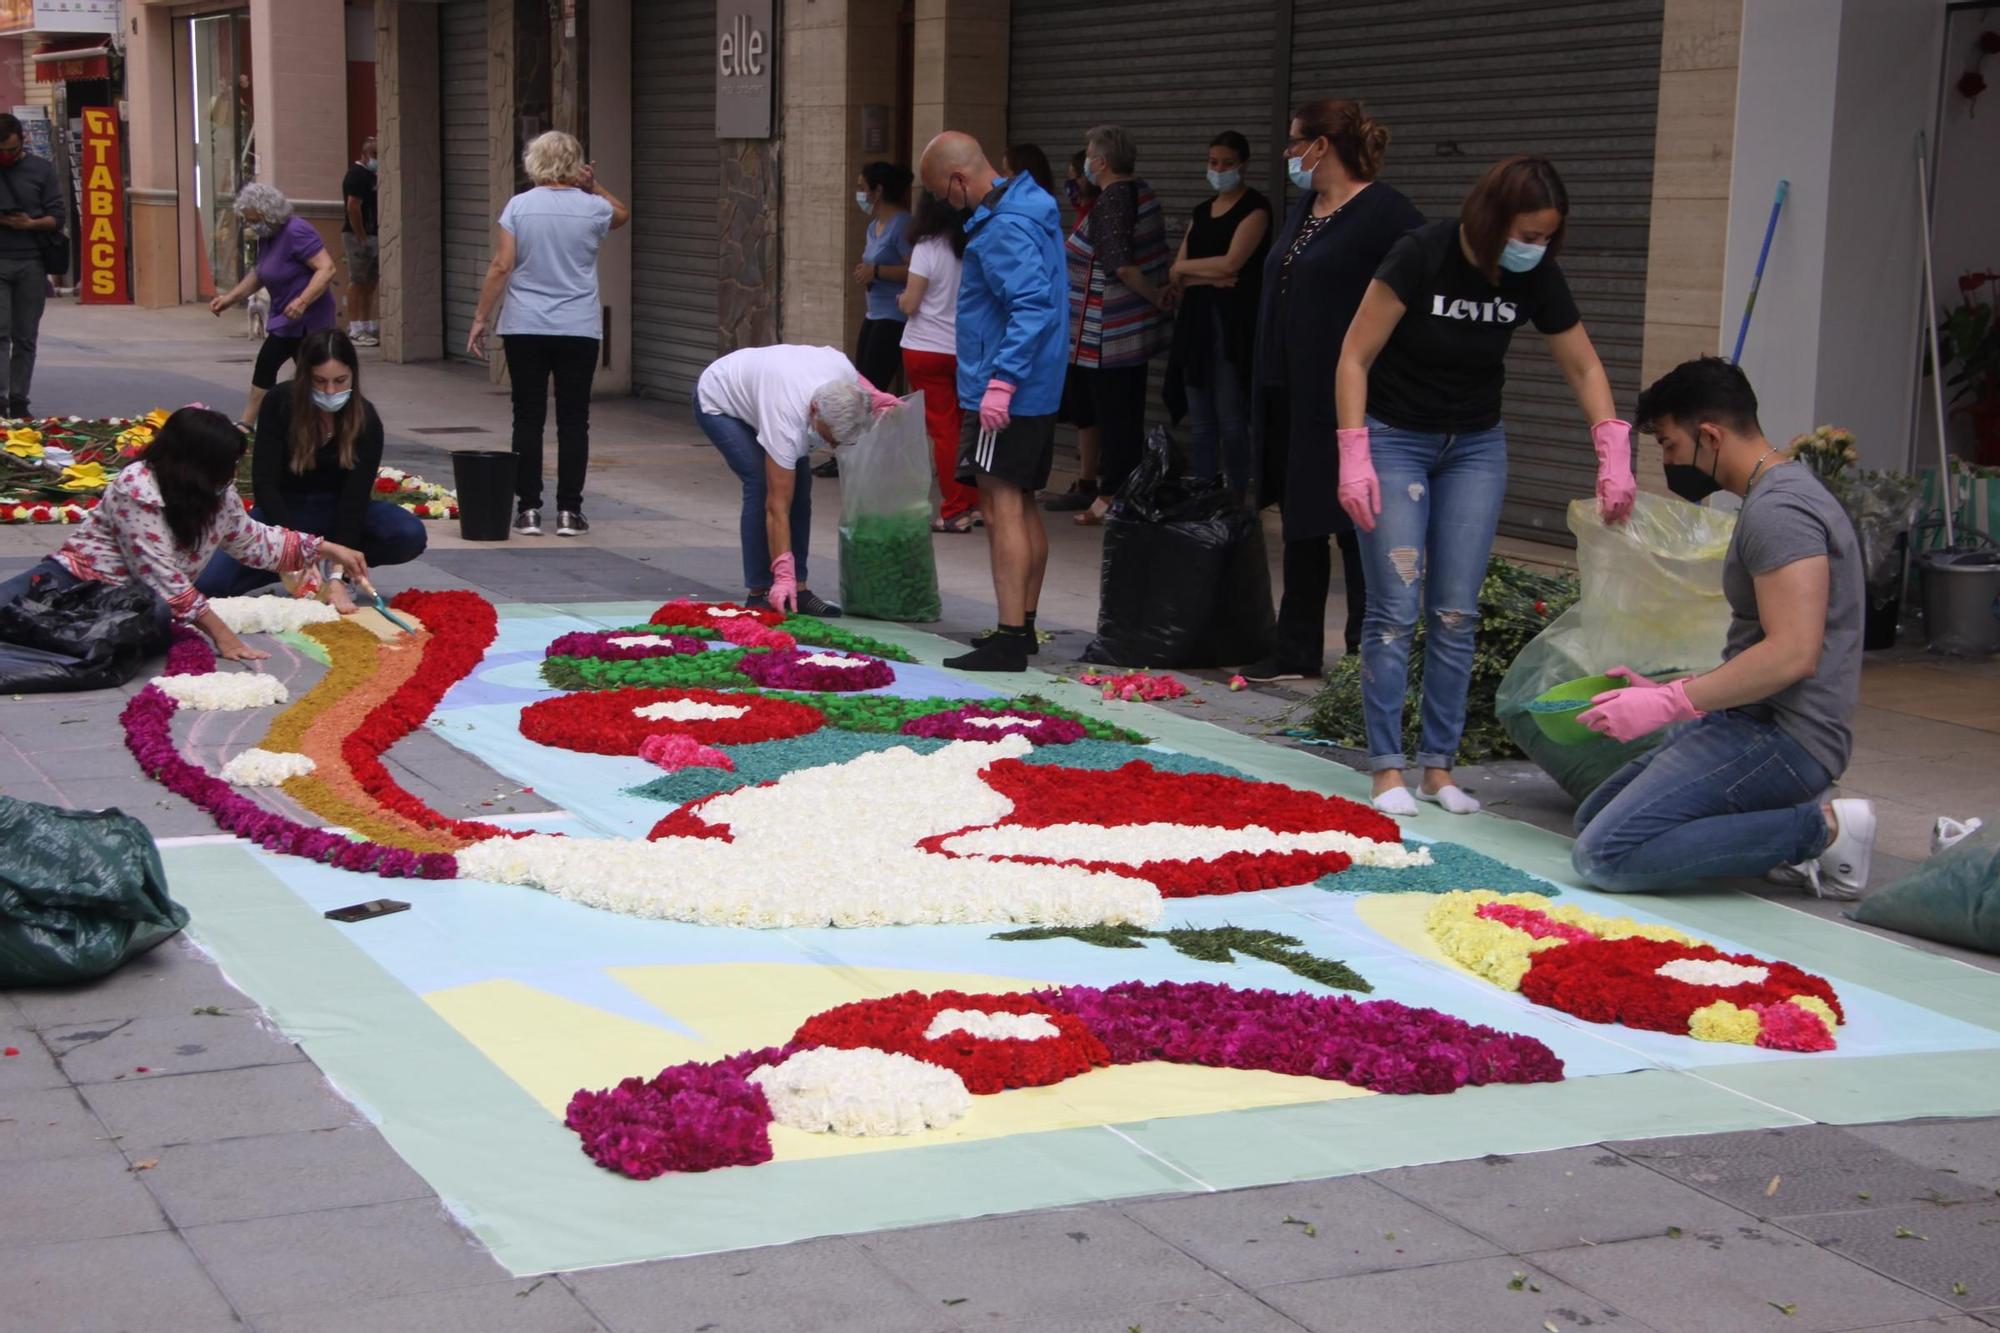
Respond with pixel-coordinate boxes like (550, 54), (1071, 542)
(377, 0), (442, 362)
(125, 3), (182, 307)
(248, 0), (349, 250)
(587, 0), (632, 392)
(909, 0), (1007, 166)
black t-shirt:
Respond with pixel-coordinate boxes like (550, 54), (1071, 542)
(341, 163), (377, 236)
(1366, 219), (1580, 432)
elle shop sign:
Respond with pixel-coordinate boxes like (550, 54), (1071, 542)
(716, 0), (773, 139)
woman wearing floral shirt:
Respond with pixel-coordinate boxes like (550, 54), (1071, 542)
(0, 408), (369, 664)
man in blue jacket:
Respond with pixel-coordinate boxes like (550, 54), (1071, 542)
(919, 131), (1067, 672)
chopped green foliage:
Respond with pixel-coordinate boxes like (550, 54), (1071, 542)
(992, 923), (1371, 993)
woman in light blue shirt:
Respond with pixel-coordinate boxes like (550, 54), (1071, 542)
(468, 130), (630, 537)
(852, 161), (914, 398)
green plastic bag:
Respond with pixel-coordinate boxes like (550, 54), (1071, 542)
(1849, 827), (2000, 955)
(0, 796), (188, 986)
(1496, 493), (1737, 803)
(837, 394), (941, 622)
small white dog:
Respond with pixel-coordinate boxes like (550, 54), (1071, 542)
(245, 291), (268, 340)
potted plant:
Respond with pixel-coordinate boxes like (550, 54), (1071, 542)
(1940, 270), (2000, 466)
(1787, 427), (1925, 649)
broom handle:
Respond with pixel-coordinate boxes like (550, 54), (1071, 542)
(1915, 131), (1955, 550)
(1730, 180), (1787, 365)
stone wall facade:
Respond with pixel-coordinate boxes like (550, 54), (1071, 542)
(720, 139), (781, 354)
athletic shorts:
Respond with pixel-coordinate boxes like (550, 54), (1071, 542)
(252, 333), (305, 390)
(343, 232), (379, 285)
(1057, 363), (1096, 429)
(957, 411), (1056, 492)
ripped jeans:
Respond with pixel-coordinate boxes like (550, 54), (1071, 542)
(1356, 418), (1508, 771)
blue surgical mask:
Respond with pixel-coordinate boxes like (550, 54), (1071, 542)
(855, 190), (872, 214)
(312, 389), (353, 413)
(364, 157), (378, 172)
(246, 219), (275, 239)
(1286, 154), (1315, 192)
(1499, 237), (1548, 273)
(1208, 168), (1242, 193)
(1083, 160), (1101, 187)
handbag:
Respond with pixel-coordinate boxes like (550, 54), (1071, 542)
(0, 165), (69, 278)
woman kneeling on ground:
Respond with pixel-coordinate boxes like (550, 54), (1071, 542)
(197, 331), (425, 613)
(1571, 357), (1875, 899)
(693, 345), (896, 614)
(0, 407), (371, 663)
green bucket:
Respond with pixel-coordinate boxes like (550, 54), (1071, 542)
(1527, 674), (1626, 745)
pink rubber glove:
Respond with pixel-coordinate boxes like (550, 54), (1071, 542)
(856, 376), (900, 416)
(768, 552), (798, 615)
(1602, 665), (1668, 692)
(1336, 428), (1381, 533)
(1592, 419), (1637, 525)
(1578, 677), (1701, 743)
(979, 379), (1016, 433)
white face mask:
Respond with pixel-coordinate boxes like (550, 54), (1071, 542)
(1208, 168), (1242, 193)
(855, 190), (872, 214)
(312, 388), (353, 413)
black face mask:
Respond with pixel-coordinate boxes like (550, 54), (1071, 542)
(1665, 462), (1723, 504)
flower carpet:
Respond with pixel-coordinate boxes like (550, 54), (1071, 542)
(137, 593), (2000, 1274)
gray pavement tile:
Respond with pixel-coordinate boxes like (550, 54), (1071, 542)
(1527, 1227), (1958, 1333)
(0, 1024), (66, 1092)
(0, 1085), (121, 1163)
(1608, 1124), (1985, 1217)
(10, 936), (252, 1028)
(3, 1230), (245, 1333)
(856, 1206), (1229, 1324)
(80, 1060), (361, 1151)
(567, 1236), (948, 1333)
(1845, 1120), (2000, 1193)
(979, 1290), (1311, 1332)
(253, 1279), (609, 1333)
(1793, 1321), (1990, 1332)
(0, 1151), (169, 1247)
(140, 1126), (433, 1226)
(183, 1197), (507, 1317)
(0, 773), (69, 807)
(1371, 1146), (1767, 1251)
(1781, 1200), (2000, 1310)
(19, 742), (147, 782)
(47, 1008), (303, 1085)
(1121, 1175), (1501, 1287)
(1257, 1255), (1645, 1333)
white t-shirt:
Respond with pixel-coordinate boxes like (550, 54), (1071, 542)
(695, 345), (858, 468)
(495, 187), (616, 339)
(899, 235), (961, 356)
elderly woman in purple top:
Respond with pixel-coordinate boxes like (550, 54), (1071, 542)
(207, 182), (338, 427)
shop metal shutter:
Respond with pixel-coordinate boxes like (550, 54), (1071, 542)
(1008, 0), (1280, 427)
(1290, 0), (1664, 544)
(631, 0), (720, 401)
(439, 0), (489, 363)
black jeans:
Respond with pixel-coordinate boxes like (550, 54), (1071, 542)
(854, 317), (906, 394)
(1274, 530), (1367, 671)
(504, 334), (599, 512)
(1088, 363), (1150, 500)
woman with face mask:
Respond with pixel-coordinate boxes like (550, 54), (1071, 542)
(196, 330), (426, 612)
(1241, 99), (1420, 685)
(1333, 154), (1637, 818)
(1166, 131), (1272, 493)
(208, 183), (339, 427)
(851, 162), (916, 403)
(0, 407), (370, 666)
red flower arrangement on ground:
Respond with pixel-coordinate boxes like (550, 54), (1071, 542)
(792, 990), (1109, 1093)
(543, 630), (707, 662)
(566, 979), (1563, 1178)
(737, 647), (895, 692)
(519, 686), (825, 755)
(649, 598), (787, 630)
(900, 706), (1087, 745)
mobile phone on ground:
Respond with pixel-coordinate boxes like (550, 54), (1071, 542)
(324, 898), (411, 923)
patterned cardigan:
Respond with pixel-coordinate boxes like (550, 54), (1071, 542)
(54, 463), (321, 623)
(1064, 178), (1171, 370)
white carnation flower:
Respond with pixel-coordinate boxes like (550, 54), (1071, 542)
(924, 1009), (1060, 1042)
(631, 699), (749, 722)
(151, 672), (289, 711)
(749, 1047), (970, 1136)
(219, 748), (316, 786)
(1656, 958), (1771, 988)
(206, 597), (342, 635)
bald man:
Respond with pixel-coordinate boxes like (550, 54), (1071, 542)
(919, 132), (1067, 672)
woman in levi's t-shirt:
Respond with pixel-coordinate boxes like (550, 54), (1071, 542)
(899, 190), (978, 532)
(1334, 156), (1638, 820)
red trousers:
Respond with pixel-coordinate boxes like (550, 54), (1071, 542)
(902, 347), (979, 520)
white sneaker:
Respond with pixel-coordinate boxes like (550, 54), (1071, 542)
(1813, 798), (1876, 900)
(1765, 861), (1816, 889)
(1372, 786), (1419, 817)
(1931, 816), (1984, 856)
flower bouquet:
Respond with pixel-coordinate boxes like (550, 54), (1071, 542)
(1788, 426), (1924, 640)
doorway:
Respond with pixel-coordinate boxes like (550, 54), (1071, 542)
(186, 12), (253, 299)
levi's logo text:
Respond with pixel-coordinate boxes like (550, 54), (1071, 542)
(1430, 295), (1518, 323)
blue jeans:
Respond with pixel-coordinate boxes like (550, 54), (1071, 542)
(194, 496), (428, 598)
(694, 396), (811, 591)
(1572, 712), (1834, 893)
(1356, 418), (1508, 771)
(1185, 309), (1250, 498)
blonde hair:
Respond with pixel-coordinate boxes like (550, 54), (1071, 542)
(522, 130), (584, 187)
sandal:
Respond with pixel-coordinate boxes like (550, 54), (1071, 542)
(933, 512), (977, 534)
(1073, 501), (1107, 527)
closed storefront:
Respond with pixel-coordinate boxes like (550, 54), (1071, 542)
(629, 0), (720, 401)
(1008, 0), (1664, 544)
(439, 0), (489, 362)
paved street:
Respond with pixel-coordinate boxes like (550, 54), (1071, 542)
(2, 303), (1997, 1332)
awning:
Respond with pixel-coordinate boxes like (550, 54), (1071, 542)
(33, 38), (112, 83)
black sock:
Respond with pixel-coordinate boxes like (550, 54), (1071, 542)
(945, 626), (1029, 672)
(1023, 611), (1037, 633)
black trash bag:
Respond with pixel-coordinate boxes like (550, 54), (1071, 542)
(0, 575), (170, 694)
(0, 795), (188, 986)
(1083, 427), (1276, 668)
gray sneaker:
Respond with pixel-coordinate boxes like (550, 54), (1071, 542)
(556, 510), (589, 536)
(513, 508), (543, 536)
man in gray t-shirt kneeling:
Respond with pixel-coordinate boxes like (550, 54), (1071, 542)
(1570, 357), (1875, 899)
